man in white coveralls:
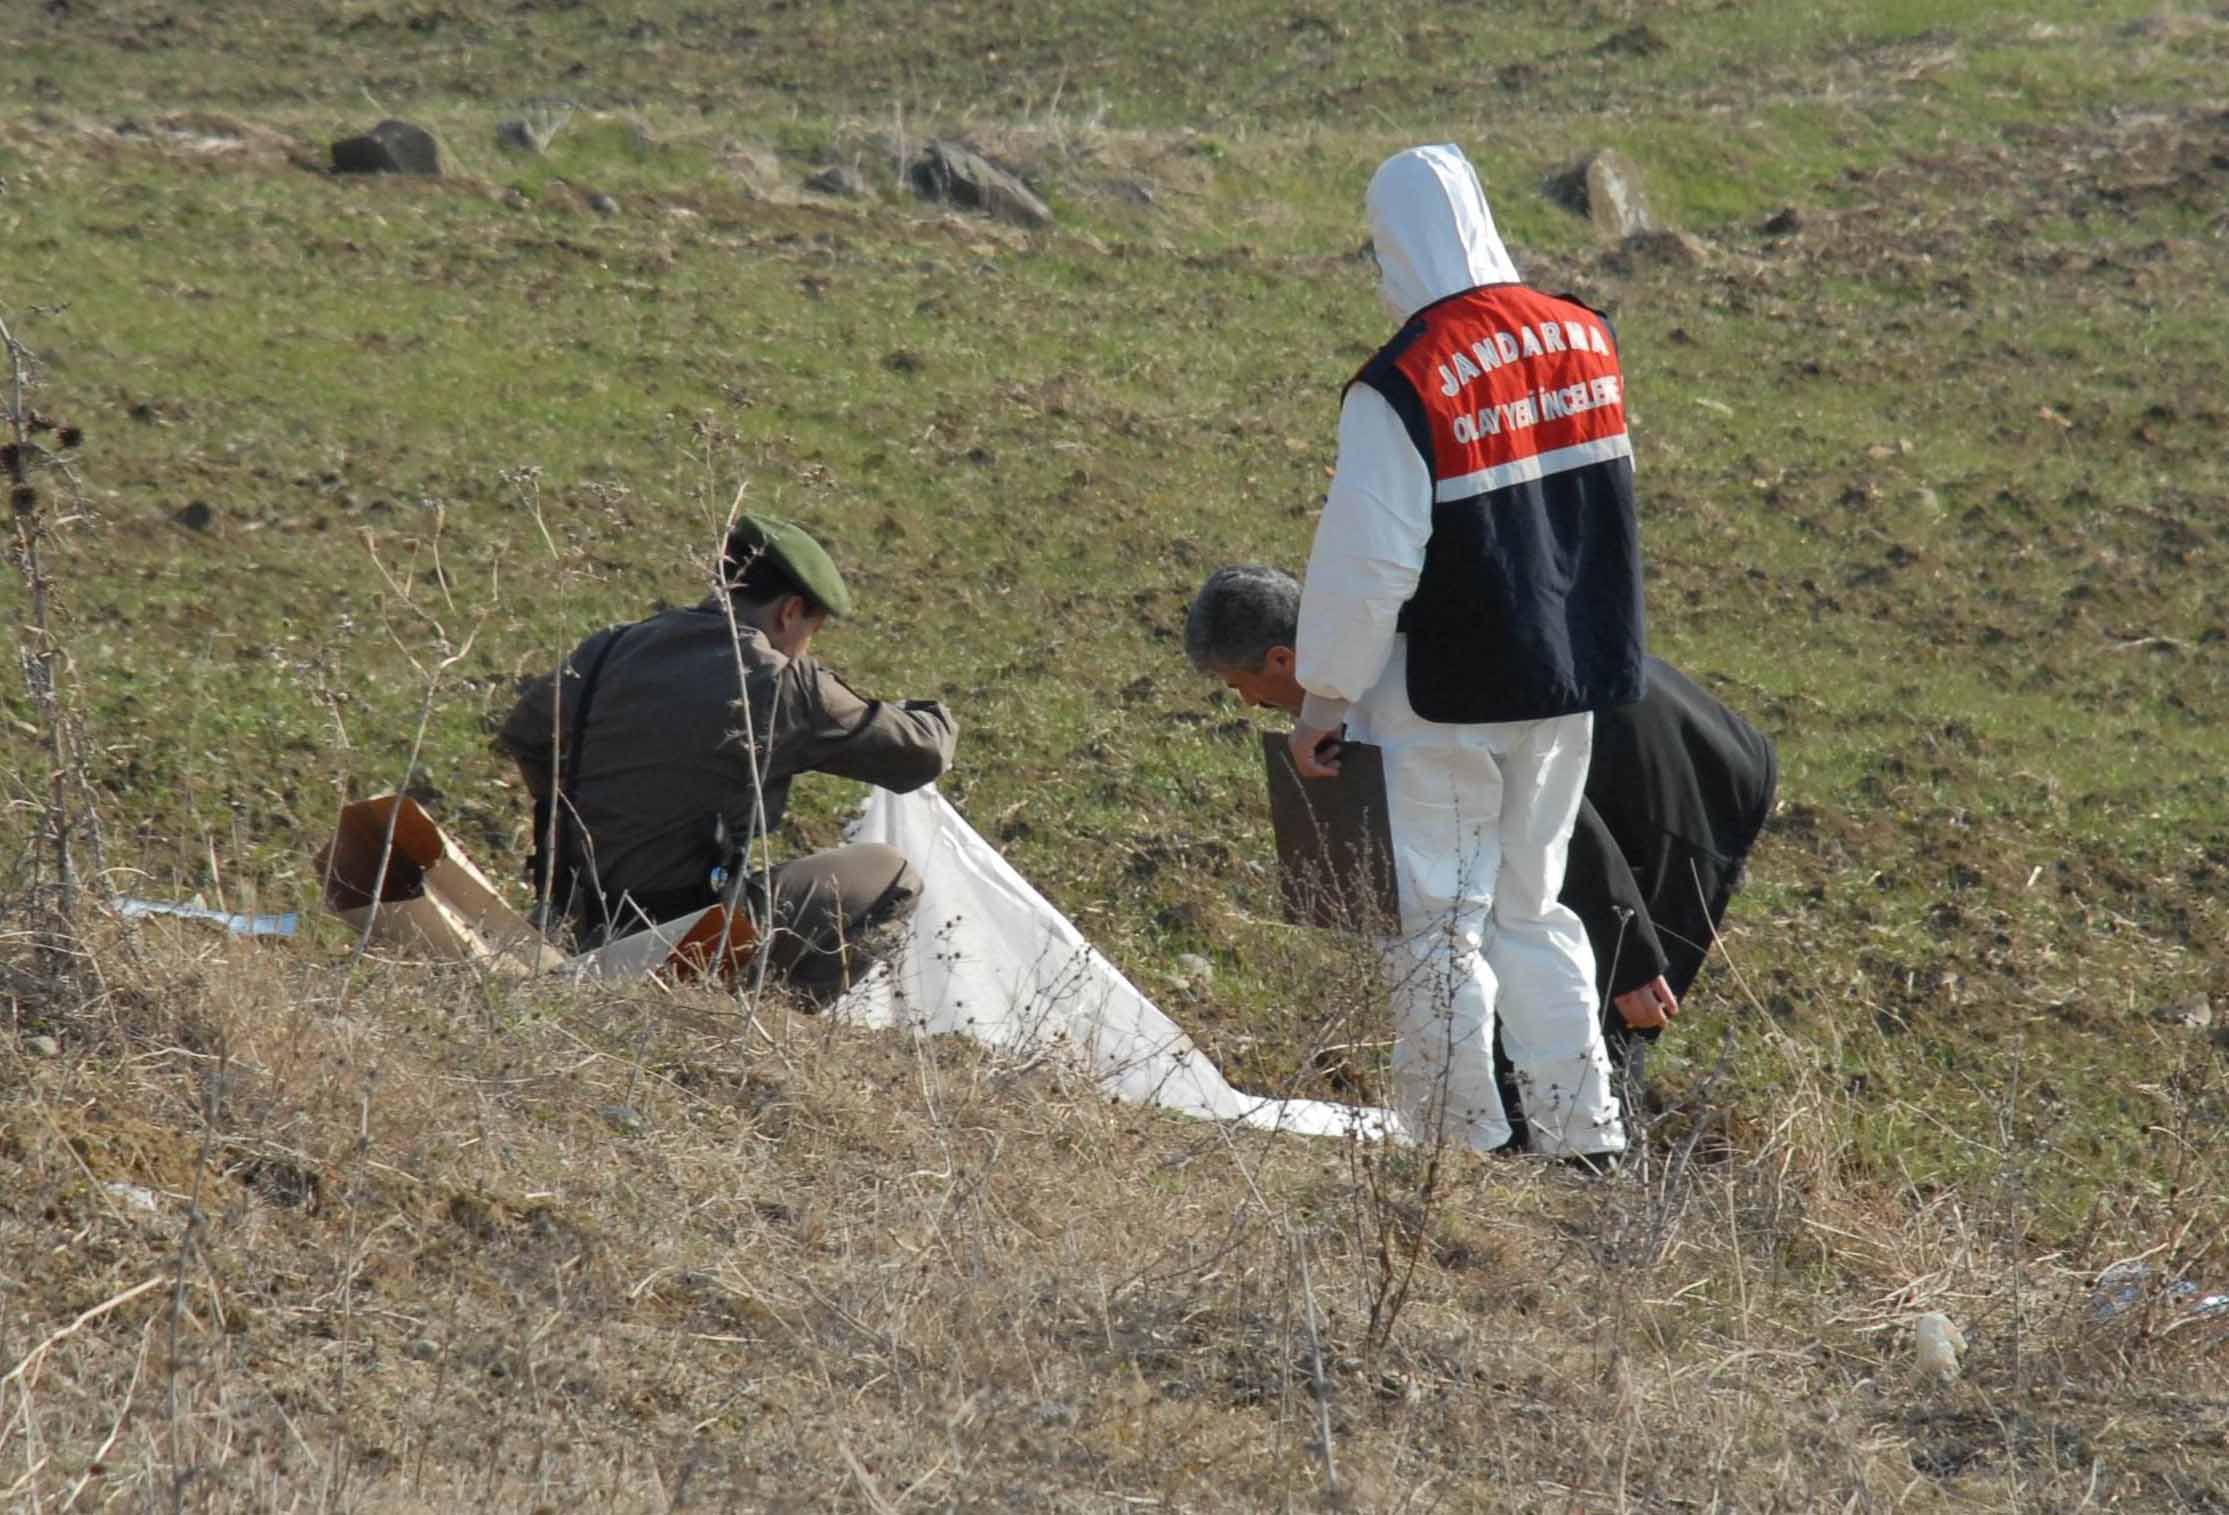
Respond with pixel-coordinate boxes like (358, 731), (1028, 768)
(1287, 143), (1646, 1164)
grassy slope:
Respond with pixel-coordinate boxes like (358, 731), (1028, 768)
(3, 0), (2227, 1507)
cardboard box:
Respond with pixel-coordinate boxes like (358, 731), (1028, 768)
(315, 794), (567, 974)
(315, 794), (760, 985)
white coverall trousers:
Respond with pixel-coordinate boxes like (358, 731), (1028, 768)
(1349, 642), (1627, 1158)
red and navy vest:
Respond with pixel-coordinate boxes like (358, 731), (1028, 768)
(1353, 283), (1647, 724)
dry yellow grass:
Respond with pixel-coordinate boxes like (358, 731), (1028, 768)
(4, 916), (2223, 1512)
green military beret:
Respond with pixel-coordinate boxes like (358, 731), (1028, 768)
(723, 513), (853, 618)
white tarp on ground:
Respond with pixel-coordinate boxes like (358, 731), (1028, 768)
(835, 785), (1395, 1142)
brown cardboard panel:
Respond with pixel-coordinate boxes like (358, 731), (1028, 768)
(314, 794), (566, 973)
(661, 904), (761, 985)
(1259, 734), (1400, 933)
(317, 794), (447, 910)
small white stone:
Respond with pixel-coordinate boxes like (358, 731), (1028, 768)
(25, 1034), (60, 1057)
(1912, 1312), (1965, 1381)
(104, 1182), (162, 1214)
(1175, 953), (1213, 982)
(2153, 995), (2212, 1031)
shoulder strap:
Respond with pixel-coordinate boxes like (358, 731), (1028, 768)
(1346, 312), (1441, 476)
(549, 623), (632, 921)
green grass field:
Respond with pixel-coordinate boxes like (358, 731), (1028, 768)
(4, 2), (2227, 1507)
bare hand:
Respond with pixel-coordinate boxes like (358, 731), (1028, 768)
(1289, 723), (1343, 779)
(1614, 976), (1678, 1030)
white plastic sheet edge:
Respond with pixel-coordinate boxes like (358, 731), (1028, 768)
(835, 785), (1397, 1143)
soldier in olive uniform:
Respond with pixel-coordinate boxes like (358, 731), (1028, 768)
(498, 515), (956, 997)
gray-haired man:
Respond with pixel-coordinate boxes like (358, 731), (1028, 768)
(1186, 565), (1775, 1146)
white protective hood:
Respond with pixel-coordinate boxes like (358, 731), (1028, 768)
(1294, 144), (1525, 729)
(1366, 144), (1520, 321)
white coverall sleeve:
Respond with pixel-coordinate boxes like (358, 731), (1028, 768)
(1294, 383), (1434, 730)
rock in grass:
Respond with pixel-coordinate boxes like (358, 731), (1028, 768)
(1585, 150), (1655, 238)
(1104, 176), (1158, 207)
(495, 118), (548, 155)
(909, 141), (1053, 229)
(105, 1182), (161, 1213)
(1911, 1312), (1965, 1382)
(25, 1034), (60, 1057)
(586, 192), (619, 217)
(805, 164), (870, 199)
(331, 119), (443, 176)
(1592, 25), (1668, 59)
(1546, 148), (1654, 240)
(2153, 994), (2212, 1031)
